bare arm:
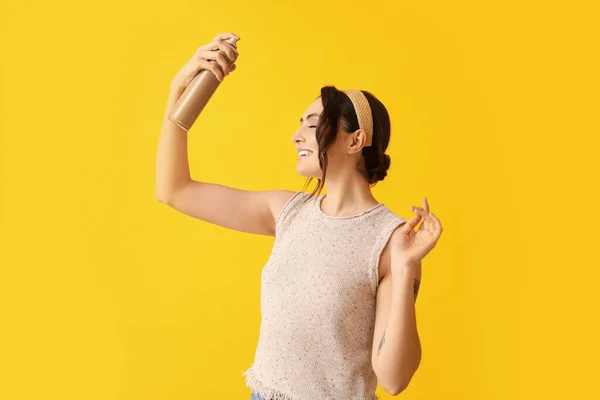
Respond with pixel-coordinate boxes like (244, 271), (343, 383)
(154, 33), (295, 236)
(371, 235), (422, 395)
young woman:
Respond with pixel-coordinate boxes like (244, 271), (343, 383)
(155, 32), (443, 400)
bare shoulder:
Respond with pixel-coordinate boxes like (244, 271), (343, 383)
(377, 216), (407, 282)
(267, 190), (298, 218)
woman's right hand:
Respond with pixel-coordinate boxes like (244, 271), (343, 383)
(170, 32), (240, 94)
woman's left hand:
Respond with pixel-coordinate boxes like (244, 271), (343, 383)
(392, 197), (443, 268)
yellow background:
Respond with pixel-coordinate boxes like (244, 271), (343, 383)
(1, 0), (599, 399)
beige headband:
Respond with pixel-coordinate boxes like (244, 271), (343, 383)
(343, 89), (373, 147)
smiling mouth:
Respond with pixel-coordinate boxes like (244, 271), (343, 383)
(298, 150), (313, 157)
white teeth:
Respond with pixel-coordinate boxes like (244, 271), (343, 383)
(298, 150), (312, 157)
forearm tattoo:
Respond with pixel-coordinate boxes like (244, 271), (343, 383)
(376, 278), (421, 357)
(377, 331), (386, 356)
(414, 278), (421, 302)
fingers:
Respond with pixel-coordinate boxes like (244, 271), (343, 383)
(194, 35), (239, 81)
(207, 38), (238, 63)
(219, 39), (239, 62)
(413, 210), (443, 238)
(193, 50), (230, 81)
(412, 197), (429, 213)
(193, 58), (225, 82)
(214, 32), (240, 42)
(399, 214), (422, 234)
(410, 206), (428, 216)
(410, 199), (443, 238)
(204, 50), (231, 77)
(429, 212), (443, 237)
(411, 197), (430, 217)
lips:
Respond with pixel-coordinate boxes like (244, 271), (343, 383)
(298, 150), (313, 157)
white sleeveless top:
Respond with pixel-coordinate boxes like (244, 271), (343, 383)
(243, 191), (406, 400)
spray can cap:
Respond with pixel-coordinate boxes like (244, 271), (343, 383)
(225, 37), (239, 49)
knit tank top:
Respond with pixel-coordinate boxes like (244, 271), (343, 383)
(243, 191), (406, 400)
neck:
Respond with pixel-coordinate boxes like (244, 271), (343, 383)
(319, 168), (379, 217)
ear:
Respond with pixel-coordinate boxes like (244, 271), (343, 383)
(347, 129), (368, 155)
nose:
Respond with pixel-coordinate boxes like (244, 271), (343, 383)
(291, 126), (305, 144)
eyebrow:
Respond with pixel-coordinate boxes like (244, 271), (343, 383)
(300, 113), (320, 124)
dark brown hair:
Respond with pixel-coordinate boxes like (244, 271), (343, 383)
(304, 85), (392, 199)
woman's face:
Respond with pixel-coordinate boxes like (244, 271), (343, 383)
(292, 97), (353, 179)
(292, 97), (323, 179)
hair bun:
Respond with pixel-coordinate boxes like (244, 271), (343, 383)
(369, 154), (390, 183)
(383, 154), (391, 170)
